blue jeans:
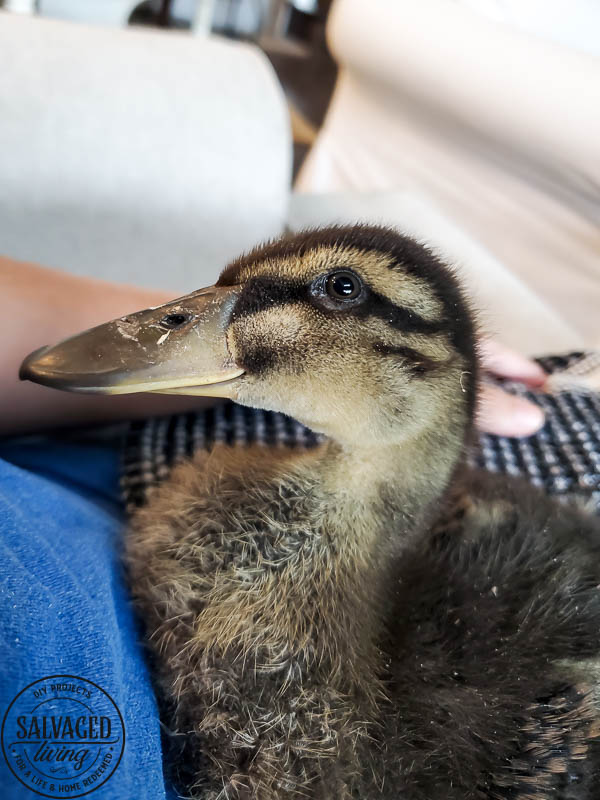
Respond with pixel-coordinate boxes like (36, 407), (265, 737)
(0, 441), (173, 799)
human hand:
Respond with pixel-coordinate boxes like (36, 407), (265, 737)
(477, 340), (546, 437)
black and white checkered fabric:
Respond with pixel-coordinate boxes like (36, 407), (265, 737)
(121, 352), (600, 514)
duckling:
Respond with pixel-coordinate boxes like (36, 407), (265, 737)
(21, 225), (600, 799)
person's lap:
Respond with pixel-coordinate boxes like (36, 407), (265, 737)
(0, 440), (171, 799)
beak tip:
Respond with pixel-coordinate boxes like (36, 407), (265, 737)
(19, 346), (50, 383)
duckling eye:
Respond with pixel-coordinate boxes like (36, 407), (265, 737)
(159, 313), (190, 330)
(325, 271), (362, 301)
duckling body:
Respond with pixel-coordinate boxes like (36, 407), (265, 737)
(129, 443), (383, 798)
(127, 439), (600, 799)
(20, 226), (600, 797)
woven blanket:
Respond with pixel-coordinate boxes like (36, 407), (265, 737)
(121, 352), (600, 514)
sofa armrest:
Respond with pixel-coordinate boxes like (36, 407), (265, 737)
(0, 12), (291, 291)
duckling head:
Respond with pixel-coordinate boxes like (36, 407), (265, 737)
(21, 226), (478, 451)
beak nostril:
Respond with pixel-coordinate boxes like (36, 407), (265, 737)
(159, 313), (190, 331)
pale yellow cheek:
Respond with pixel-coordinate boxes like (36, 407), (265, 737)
(228, 305), (309, 362)
(246, 305), (306, 343)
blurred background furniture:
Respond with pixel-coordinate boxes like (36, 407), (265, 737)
(38, 0), (143, 26)
(6, 0), (276, 35)
(0, 6), (594, 354)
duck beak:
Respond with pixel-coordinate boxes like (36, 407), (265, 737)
(19, 285), (245, 398)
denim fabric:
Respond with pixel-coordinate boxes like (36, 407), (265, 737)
(0, 442), (172, 799)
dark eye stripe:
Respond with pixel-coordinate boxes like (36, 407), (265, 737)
(231, 278), (307, 322)
(372, 343), (442, 376)
(363, 289), (446, 337)
(231, 277), (446, 338)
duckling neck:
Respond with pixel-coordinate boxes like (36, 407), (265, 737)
(320, 425), (466, 543)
